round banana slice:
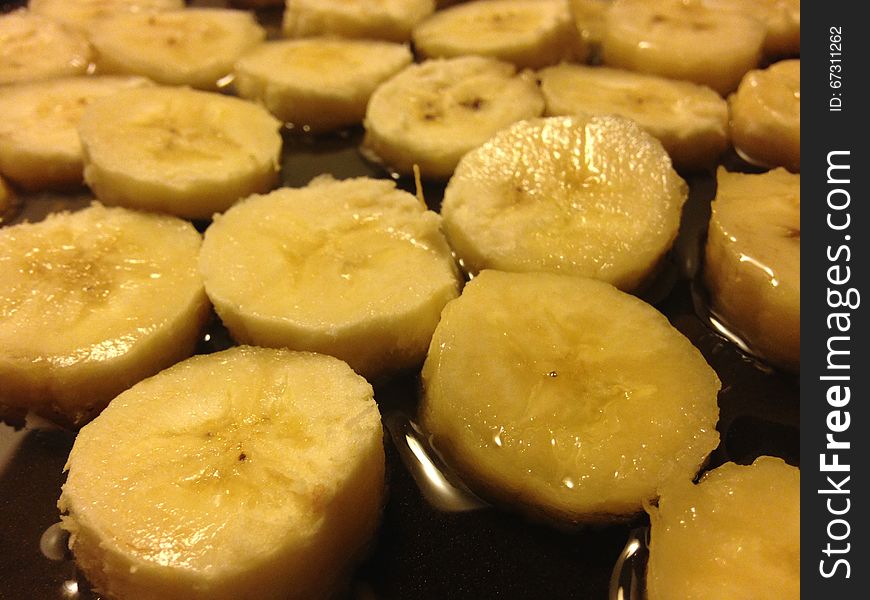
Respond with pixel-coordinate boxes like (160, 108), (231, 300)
(234, 38), (413, 132)
(729, 59), (800, 173)
(704, 168), (799, 371)
(570, 0), (613, 47)
(412, 0), (584, 70)
(0, 203), (209, 427)
(0, 76), (152, 192)
(282, 0), (435, 43)
(363, 56), (545, 180)
(420, 270), (721, 523)
(441, 115), (687, 291)
(646, 457), (799, 600)
(79, 86), (282, 219)
(704, 0), (800, 59)
(538, 64), (729, 171)
(199, 176), (460, 381)
(29, 0), (184, 33)
(59, 346), (385, 600)
(0, 10), (93, 85)
(88, 8), (265, 90)
(601, 0), (765, 95)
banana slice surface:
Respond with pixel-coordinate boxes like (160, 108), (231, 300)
(363, 56), (545, 179)
(59, 346), (385, 600)
(80, 86), (282, 219)
(704, 168), (799, 370)
(729, 59), (800, 172)
(234, 38), (413, 132)
(441, 115), (687, 291)
(412, 0), (584, 69)
(570, 0), (613, 47)
(421, 271), (721, 523)
(29, 0), (184, 33)
(0, 203), (209, 426)
(602, 0), (765, 95)
(704, 0), (800, 58)
(539, 64), (728, 171)
(282, 0), (435, 42)
(0, 10), (93, 85)
(646, 456), (800, 600)
(199, 176), (460, 380)
(0, 76), (152, 192)
(88, 8), (265, 90)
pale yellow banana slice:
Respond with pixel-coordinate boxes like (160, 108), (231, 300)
(88, 8), (265, 90)
(363, 56), (544, 179)
(412, 0), (585, 69)
(602, 0), (765, 95)
(729, 59), (800, 172)
(0, 76), (152, 192)
(282, 0), (435, 43)
(29, 0), (184, 33)
(0, 10), (93, 85)
(199, 176), (460, 381)
(538, 64), (729, 171)
(0, 203), (209, 427)
(646, 457), (800, 600)
(234, 38), (413, 132)
(441, 115), (687, 291)
(704, 168), (799, 371)
(704, 0), (800, 58)
(59, 346), (385, 600)
(421, 270), (721, 523)
(570, 0), (613, 47)
(79, 86), (282, 219)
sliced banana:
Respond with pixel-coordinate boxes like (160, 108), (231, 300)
(29, 0), (184, 33)
(0, 203), (209, 427)
(421, 270), (721, 523)
(59, 346), (385, 600)
(441, 115), (687, 291)
(234, 38), (413, 132)
(601, 0), (765, 95)
(0, 10), (93, 85)
(0, 76), (152, 192)
(704, 168), (799, 371)
(538, 64), (729, 171)
(363, 56), (544, 180)
(646, 456), (800, 600)
(199, 176), (460, 381)
(79, 86), (282, 219)
(282, 0), (435, 43)
(88, 8), (265, 90)
(570, 0), (613, 47)
(704, 0), (800, 59)
(412, 0), (585, 70)
(729, 59), (800, 173)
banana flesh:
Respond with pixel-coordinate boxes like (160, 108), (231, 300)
(0, 10), (93, 85)
(283, 0), (435, 43)
(421, 270), (721, 523)
(363, 56), (545, 179)
(79, 86), (282, 219)
(538, 63), (729, 171)
(0, 203), (209, 427)
(234, 38), (413, 132)
(59, 346), (385, 600)
(29, 0), (184, 33)
(704, 0), (800, 58)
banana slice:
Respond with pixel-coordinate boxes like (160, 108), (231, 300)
(0, 203), (209, 427)
(234, 38), (413, 132)
(282, 0), (435, 43)
(88, 8), (265, 90)
(570, 0), (613, 47)
(601, 0), (765, 95)
(59, 346), (385, 600)
(420, 270), (721, 523)
(0, 76), (152, 192)
(412, 0), (585, 70)
(729, 59), (800, 173)
(538, 64), (729, 171)
(646, 456), (800, 600)
(704, 0), (800, 59)
(441, 115), (687, 291)
(79, 86), (282, 219)
(362, 56), (545, 180)
(0, 10), (93, 85)
(199, 176), (460, 381)
(29, 0), (184, 33)
(704, 168), (799, 371)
